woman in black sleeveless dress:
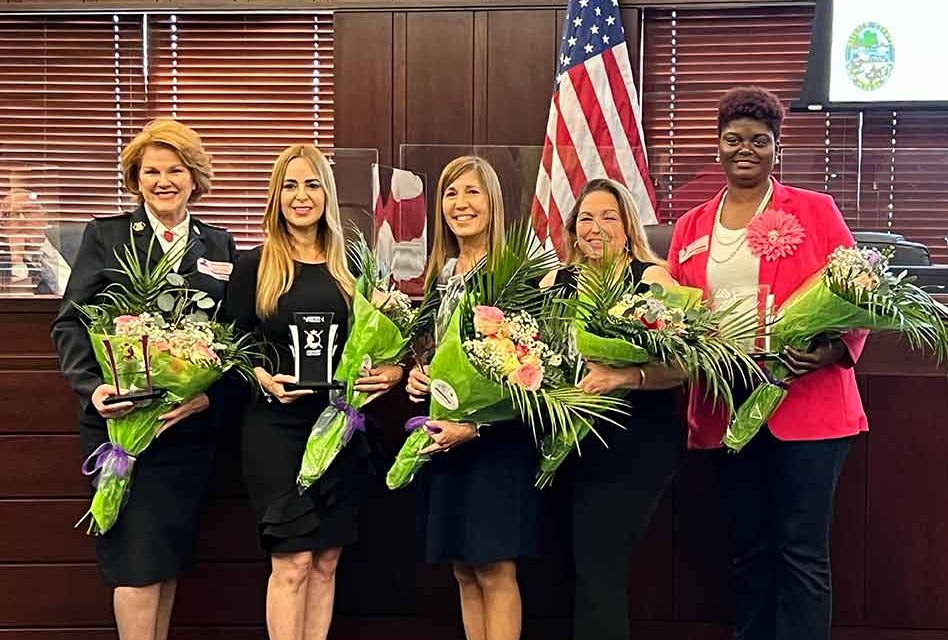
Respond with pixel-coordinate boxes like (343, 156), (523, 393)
(405, 156), (542, 640)
(540, 178), (687, 640)
(224, 145), (403, 640)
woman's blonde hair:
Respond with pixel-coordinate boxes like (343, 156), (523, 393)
(564, 178), (664, 266)
(255, 145), (356, 319)
(120, 118), (213, 203)
(424, 155), (506, 286)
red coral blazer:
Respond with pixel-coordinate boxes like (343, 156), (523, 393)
(667, 179), (868, 448)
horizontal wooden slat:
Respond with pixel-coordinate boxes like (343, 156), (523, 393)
(0, 435), (250, 498)
(0, 497), (259, 562)
(0, 563), (269, 626)
(0, 372), (75, 432)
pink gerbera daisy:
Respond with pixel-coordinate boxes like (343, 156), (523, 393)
(746, 208), (806, 262)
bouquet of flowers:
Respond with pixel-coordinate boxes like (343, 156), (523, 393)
(75, 239), (257, 535)
(386, 223), (627, 490)
(725, 245), (948, 451)
(536, 258), (761, 487)
(295, 230), (437, 492)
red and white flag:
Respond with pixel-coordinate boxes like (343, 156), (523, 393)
(372, 164), (427, 297)
(531, 0), (657, 259)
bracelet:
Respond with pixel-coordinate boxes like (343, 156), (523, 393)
(470, 423), (483, 438)
(636, 367), (647, 389)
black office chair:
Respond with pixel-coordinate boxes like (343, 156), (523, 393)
(644, 223), (675, 260)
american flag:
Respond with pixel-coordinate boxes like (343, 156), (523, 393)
(531, 0), (656, 258)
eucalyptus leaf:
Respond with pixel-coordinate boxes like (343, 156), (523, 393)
(166, 273), (185, 287)
(196, 297), (216, 310)
(187, 310), (209, 323)
(191, 291), (208, 301)
(156, 293), (175, 312)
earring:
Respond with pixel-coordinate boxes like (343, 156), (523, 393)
(714, 153), (720, 163)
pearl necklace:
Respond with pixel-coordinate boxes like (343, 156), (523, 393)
(708, 180), (773, 264)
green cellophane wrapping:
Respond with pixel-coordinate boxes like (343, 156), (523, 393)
(724, 274), (893, 452)
(386, 308), (515, 490)
(722, 382), (788, 452)
(536, 416), (593, 488)
(297, 288), (408, 492)
(535, 285), (702, 487)
(79, 333), (223, 535)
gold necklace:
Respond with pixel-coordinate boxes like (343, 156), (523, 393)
(708, 180), (773, 264)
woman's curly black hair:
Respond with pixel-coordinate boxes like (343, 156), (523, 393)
(717, 86), (786, 141)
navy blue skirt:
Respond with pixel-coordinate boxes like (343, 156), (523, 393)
(418, 420), (542, 565)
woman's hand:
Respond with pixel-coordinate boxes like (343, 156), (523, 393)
(782, 335), (847, 378)
(418, 420), (479, 455)
(254, 367), (314, 404)
(578, 362), (643, 395)
(91, 384), (135, 419)
(157, 393), (210, 436)
(406, 365), (430, 403)
(354, 364), (404, 394)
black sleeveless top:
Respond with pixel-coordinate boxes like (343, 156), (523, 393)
(555, 259), (681, 424)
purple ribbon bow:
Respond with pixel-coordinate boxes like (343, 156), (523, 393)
(332, 397), (366, 444)
(404, 416), (440, 435)
(81, 442), (134, 480)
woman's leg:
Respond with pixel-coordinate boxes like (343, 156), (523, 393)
(154, 579), (177, 640)
(453, 562), (486, 640)
(113, 583), (162, 640)
(569, 423), (681, 640)
(303, 547), (343, 640)
(715, 431), (778, 640)
(472, 561), (521, 640)
(267, 550), (315, 640)
(770, 436), (852, 640)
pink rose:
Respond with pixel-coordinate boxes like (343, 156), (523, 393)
(113, 315), (139, 332)
(473, 305), (506, 336)
(508, 363), (542, 391)
(151, 339), (171, 353)
(192, 343), (221, 365)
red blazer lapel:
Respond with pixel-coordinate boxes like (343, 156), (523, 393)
(681, 188), (723, 296)
(755, 178), (786, 301)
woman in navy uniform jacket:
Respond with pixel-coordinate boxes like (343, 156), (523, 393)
(51, 118), (238, 640)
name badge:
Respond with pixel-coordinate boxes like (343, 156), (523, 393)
(678, 235), (710, 264)
(196, 257), (234, 281)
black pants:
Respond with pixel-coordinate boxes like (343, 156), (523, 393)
(565, 410), (683, 640)
(715, 429), (853, 640)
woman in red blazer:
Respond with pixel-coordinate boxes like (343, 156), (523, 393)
(667, 86), (867, 640)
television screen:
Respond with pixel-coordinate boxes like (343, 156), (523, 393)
(798, 0), (948, 110)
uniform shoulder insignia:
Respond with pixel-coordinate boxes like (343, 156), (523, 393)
(91, 211), (132, 221)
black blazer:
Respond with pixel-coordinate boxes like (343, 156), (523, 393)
(51, 206), (238, 445)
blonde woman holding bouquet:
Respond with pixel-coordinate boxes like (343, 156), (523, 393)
(404, 155), (542, 640)
(666, 86), (867, 640)
(223, 145), (402, 640)
(538, 178), (687, 640)
(51, 118), (237, 640)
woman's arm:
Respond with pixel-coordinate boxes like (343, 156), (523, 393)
(578, 361), (686, 395)
(50, 222), (107, 401)
(641, 264), (679, 288)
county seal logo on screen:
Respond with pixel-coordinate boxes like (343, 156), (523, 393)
(845, 22), (895, 92)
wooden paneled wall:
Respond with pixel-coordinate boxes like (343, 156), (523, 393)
(333, 8), (641, 164)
